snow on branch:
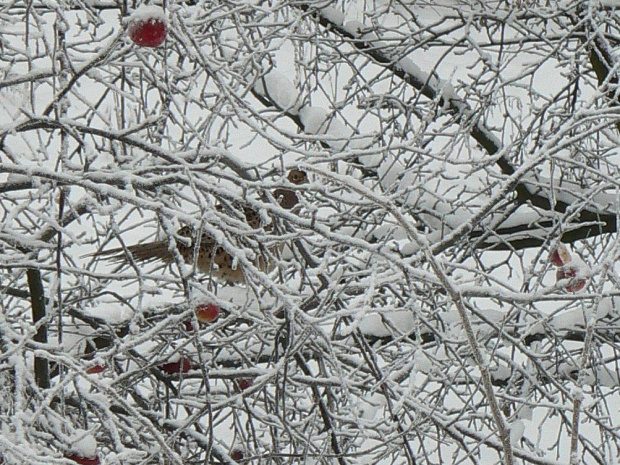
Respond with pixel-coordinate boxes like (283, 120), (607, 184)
(304, 3), (619, 249)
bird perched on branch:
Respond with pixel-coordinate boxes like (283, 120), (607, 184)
(274, 169), (309, 210)
(92, 225), (248, 282)
(92, 170), (308, 283)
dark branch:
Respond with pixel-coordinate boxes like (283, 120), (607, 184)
(27, 268), (49, 389)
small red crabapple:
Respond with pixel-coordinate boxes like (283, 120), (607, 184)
(160, 356), (192, 374)
(127, 6), (167, 48)
(235, 378), (252, 391)
(86, 364), (106, 374)
(64, 454), (101, 465)
(195, 303), (220, 323)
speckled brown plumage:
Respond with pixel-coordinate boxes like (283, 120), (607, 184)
(92, 180), (308, 282)
(274, 169), (309, 210)
(287, 169), (308, 185)
(93, 226), (246, 283)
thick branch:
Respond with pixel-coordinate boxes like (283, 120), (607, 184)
(302, 5), (617, 247)
(27, 268), (49, 389)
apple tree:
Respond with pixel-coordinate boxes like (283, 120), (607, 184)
(1, 1), (620, 464)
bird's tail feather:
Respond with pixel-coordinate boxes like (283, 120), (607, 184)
(92, 242), (174, 264)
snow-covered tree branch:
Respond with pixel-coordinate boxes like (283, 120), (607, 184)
(2, 1), (620, 464)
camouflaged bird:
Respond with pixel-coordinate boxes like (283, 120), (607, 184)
(273, 169), (309, 210)
(92, 225), (248, 282)
(92, 171), (307, 282)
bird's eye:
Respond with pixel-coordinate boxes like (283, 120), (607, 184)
(288, 170), (307, 185)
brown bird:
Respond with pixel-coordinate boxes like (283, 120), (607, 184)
(287, 169), (309, 185)
(92, 171), (307, 281)
(215, 204), (263, 230)
(92, 225), (248, 283)
(274, 169), (309, 210)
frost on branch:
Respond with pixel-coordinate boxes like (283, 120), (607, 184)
(2, 1), (620, 465)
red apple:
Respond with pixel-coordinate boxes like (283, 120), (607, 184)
(550, 244), (571, 267)
(127, 7), (167, 48)
(556, 267), (586, 292)
(64, 454), (101, 465)
(195, 303), (220, 323)
(160, 356), (192, 374)
(230, 448), (245, 461)
(86, 364), (106, 374)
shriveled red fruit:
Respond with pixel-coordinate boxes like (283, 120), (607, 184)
(196, 303), (220, 323)
(183, 320), (196, 332)
(160, 356), (192, 374)
(549, 249), (562, 266)
(64, 454), (101, 465)
(230, 448), (245, 461)
(127, 6), (167, 48)
(86, 364), (106, 374)
(549, 244), (571, 267)
(235, 378), (252, 391)
(556, 267), (586, 292)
